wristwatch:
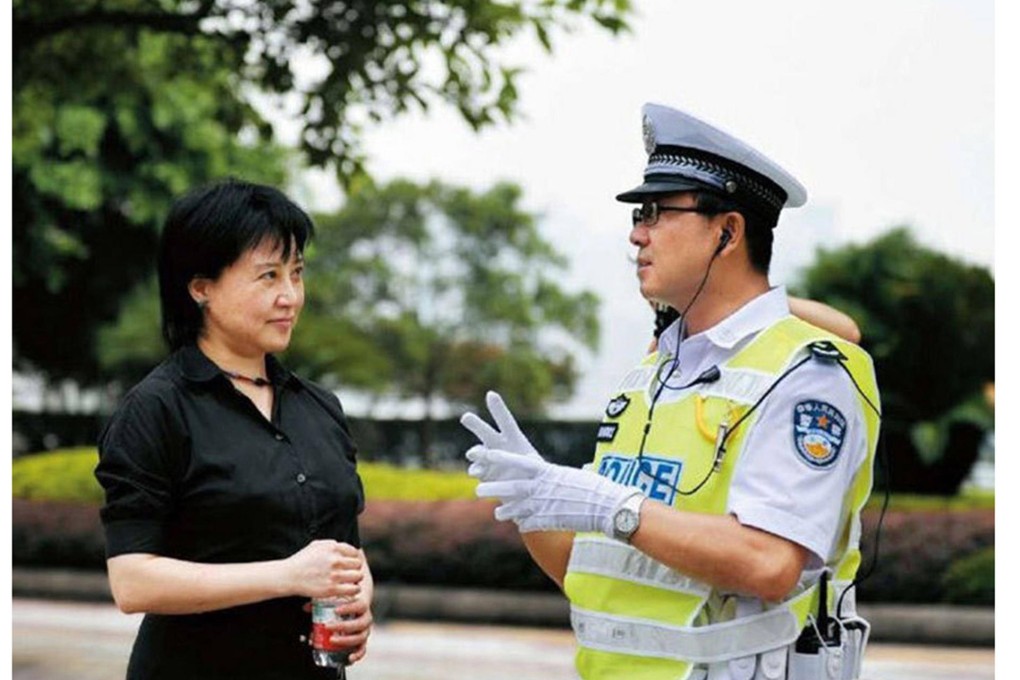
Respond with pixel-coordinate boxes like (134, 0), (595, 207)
(611, 492), (646, 542)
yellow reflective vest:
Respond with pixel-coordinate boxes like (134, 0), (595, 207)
(564, 316), (881, 680)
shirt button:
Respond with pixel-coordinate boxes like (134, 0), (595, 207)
(296, 473), (307, 484)
(275, 433), (285, 441)
(308, 525), (318, 536)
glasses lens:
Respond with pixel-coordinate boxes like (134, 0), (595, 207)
(644, 202), (658, 226)
(631, 202), (661, 226)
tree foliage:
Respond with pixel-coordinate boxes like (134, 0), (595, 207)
(795, 228), (994, 494)
(14, 23), (288, 382)
(288, 179), (601, 424)
(14, 0), (630, 384)
(16, 0), (629, 179)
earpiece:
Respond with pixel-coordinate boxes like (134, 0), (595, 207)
(714, 229), (732, 255)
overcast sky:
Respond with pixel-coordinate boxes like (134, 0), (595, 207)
(288, 0), (994, 419)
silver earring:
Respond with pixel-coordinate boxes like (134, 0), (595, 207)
(197, 299), (208, 310)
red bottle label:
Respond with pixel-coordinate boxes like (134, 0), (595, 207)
(311, 622), (347, 651)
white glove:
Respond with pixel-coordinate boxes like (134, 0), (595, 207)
(469, 448), (638, 536)
(460, 391), (541, 459)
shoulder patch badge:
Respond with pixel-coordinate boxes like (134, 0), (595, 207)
(606, 394), (631, 419)
(793, 400), (847, 468)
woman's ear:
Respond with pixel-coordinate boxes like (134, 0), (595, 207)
(188, 277), (210, 308)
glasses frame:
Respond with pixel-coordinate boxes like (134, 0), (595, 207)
(631, 201), (713, 227)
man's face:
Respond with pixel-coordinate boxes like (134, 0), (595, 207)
(629, 192), (721, 310)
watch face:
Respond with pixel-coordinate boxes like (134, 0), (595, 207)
(615, 508), (640, 536)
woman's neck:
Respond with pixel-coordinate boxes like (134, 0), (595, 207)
(197, 336), (267, 379)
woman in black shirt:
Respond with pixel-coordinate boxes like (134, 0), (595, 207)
(96, 180), (373, 679)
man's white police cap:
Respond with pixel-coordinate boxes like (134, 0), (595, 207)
(617, 103), (807, 219)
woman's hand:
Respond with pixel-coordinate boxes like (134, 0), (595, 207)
(304, 549), (373, 664)
(324, 592), (373, 664)
(283, 540), (363, 599)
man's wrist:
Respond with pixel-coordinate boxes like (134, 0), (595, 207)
(609, 491), (646, 542)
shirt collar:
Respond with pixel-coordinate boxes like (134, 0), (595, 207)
(175, 344), (298, 388)
(658, 285), (791, 355)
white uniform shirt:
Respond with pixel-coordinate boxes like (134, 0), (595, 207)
(653, 286), (868, 567)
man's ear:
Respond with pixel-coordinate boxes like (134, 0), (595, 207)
(720, 212), (746, 252)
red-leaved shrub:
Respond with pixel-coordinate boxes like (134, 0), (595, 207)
(12, 499), (994, 603)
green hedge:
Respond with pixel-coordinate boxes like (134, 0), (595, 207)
(942, 547), (994, 605)
(13, 448), (995, 510)
(13, 448), (478, 503)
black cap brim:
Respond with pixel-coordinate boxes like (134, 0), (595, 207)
(615, 178), (711, 203)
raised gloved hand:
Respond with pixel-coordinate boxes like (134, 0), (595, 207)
(461, 391), (542, 460)
(468, 447), (639, 536)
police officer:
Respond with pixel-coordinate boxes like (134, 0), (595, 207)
(461, 103), (880, 680)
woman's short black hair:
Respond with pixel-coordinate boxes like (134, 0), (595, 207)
(694, 191), (777, 275)
(157, 179), (315, 350)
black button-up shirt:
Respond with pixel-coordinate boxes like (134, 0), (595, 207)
(96, 345), (364, 679)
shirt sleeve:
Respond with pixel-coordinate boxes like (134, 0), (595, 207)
(95, 383), (185, 558)
(726, 356), (868, 567)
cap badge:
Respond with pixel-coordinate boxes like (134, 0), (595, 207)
(725, 180), (738, 194)
(606, 394), (632, 419)
(642, 115), (656, 155)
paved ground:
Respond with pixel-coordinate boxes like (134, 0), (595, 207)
(13, 599), (994, 680)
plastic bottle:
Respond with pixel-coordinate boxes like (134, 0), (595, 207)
(311, 597), (353, 676)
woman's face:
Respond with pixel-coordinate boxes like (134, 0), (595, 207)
(192, 238), (305, 357)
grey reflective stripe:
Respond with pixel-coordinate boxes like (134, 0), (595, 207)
(617, 365), (658, 393)
(568, 536), (712, 597)
(699, 367), (775, 405)
(571, 605), (801, 664)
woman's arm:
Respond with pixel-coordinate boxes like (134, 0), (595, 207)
(646, 297), (861, 353)
(107, 539), (364, 615)
(789, 297), (861, 343)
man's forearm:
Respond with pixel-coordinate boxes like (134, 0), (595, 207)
(631, 502), (807, 602)
(521, 531), (575, 590)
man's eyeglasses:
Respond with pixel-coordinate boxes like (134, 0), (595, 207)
(631, 202), (710, 227)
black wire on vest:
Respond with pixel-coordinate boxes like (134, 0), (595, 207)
(633, 226), (889, 597)
(638, 307), (891, 621)
(635, 239), (725, 474)
(674, 353), (814, 496)
(830, 358), (887, 620)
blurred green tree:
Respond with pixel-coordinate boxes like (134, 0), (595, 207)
(295, 179), (599, 414)
(14, 0), (630, 384)
(795, 227), (994, 494)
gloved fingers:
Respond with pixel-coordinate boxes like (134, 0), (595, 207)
(460, 411), (499, 447)
(466, 445), (497, 481)
(472, 448), (545, 478)
(493, 499), (531, 523)
(486, 391), (526, 442)
(476, 479), (533, 501)
(465, 444), (486, 463)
